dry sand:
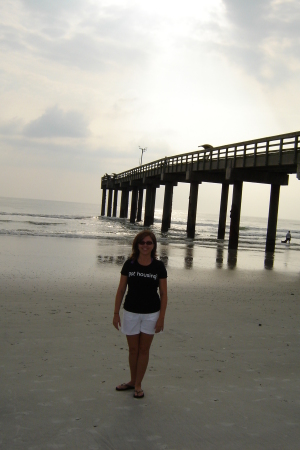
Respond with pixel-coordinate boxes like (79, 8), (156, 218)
(1, 236), (299, 449)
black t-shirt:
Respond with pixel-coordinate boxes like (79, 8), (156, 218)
(121, 258), (167, 314)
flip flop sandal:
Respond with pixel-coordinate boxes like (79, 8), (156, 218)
(116, 383), (135, 391)
(133, 389), (144, 399)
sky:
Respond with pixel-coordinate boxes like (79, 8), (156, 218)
(0, 0), (299, 220)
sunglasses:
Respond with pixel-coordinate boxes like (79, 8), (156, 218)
(139, 240), (153, 246)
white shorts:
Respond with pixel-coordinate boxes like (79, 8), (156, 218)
(121, 310), (160, 335)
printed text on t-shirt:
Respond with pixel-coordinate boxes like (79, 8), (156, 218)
(128, 271), (157, 280)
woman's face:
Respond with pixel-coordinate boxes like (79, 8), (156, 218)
(138, 235), (154, 257)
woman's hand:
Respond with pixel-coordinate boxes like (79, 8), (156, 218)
(113, 275), (127, 331)
(113, 313), (121, 330)
(155, 316), (164, 333)
(157, 277), (167, 333)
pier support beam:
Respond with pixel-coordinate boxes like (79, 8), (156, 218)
(120, 189), (129, 218)
(150, 187), (156, 224)
(130, 188), (138, 223)
(187, 182), (199, 239)
(218, 183), (229, 239)
(144, 186), (156, 227)
(161, 182), (174, 232)
(136, 189), (144, 222)
(106, 189), (113, 217)
(265, 184), (280, 253)
(112, 190), (118, 217)
(228, 181), (243, 250)
(101, 188), (106, 216)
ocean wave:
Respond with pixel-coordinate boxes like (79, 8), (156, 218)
(0, 229), (132, 241)
(27, 221), (66, 226)
(0, 211), (92, 220)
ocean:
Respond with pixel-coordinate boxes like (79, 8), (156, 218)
(0, 196), (299, 272)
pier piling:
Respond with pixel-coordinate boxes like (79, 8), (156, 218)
(136, 188), (144, 222)
(106, 189), (113, 217)
(120, 189), (129, 218)
(130, 188), (138, 223)
(112, 190), (118, 217)
(161, 183), (174, 232)
(144, 186), (153, 226)
(187, 182), (199, 239)
(150, 186), (156, 225)
(228, 181), (243, 250)
(101, 188), (106, 216)
(144, 186), (157, 226)
(218, 183), (229, 239)
(265, 184), (280, 253)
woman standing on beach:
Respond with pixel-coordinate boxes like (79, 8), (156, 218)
(113, 230), (168, 399)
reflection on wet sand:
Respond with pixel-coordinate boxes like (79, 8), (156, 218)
(97, 243), (276, 270)
(216, 241), (224, 268)
(227, 249), (237, 269)
(97, 255), (126, 265)
(184, 244), (194, 269)
(216, 241), (237, 269)
(97, 247), (171, 268)
(264, 252), (274, 269)
(216, 243), (276, 270)
(159, 243), (169, 267)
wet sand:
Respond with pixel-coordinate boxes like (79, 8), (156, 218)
(1, 236), (299, 449)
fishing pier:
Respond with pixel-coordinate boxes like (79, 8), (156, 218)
(101, 131), (300, 252)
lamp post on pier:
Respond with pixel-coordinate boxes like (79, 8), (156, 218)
(139, 146), (147, 166)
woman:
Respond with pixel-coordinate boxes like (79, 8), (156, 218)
(113, 230), (168, 399)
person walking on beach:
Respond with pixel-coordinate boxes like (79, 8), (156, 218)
(113, 230), (168, 399)
(281, 231), (291, 243)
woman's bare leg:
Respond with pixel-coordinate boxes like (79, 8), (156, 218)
(126, 334), (141, 385)
(125, 333), (154, 395)
(134, 332), (154, 392)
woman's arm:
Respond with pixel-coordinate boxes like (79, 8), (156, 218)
(113, 275), (128, 330)
(155, 278), (168, 333)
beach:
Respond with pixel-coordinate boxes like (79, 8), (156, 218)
(1, 234), (299, 450)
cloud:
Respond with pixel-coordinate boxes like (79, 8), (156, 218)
(20, 0), (84, 16)
(220, 0), (300, 84)
(0, 129), (137, 175)
(28, 31), (149, 73)
(223, 0), (268, 30)
(184, 0), (300, 87)
(3, 1), (155, 73)
(0, 118), (23, 135)
(23, 106), (90, 138)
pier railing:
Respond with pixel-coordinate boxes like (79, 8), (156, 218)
(102, 131), (300, 184)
